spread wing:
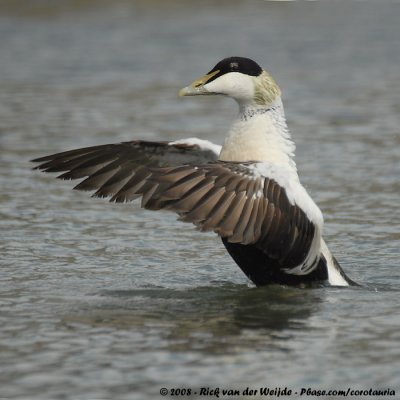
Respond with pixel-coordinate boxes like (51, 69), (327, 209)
(31, 138), (221, 178)
(33, 144), (317, 271)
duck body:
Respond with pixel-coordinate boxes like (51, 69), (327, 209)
(222, 239), (328, 286)
(32, 57), (356, 287)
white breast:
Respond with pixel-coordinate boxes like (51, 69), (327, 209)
(219, 103), (296, 171)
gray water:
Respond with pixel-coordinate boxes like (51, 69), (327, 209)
(1, 1), (400, 399)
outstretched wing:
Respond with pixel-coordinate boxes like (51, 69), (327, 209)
(33, 145), (318, 272)
(32, 138), (221, 178)
(143, 162), (317, 271)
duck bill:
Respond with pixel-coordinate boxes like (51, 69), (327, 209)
(178, 70), (220, 97)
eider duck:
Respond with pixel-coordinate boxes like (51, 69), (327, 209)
(32, 57), (355, 287)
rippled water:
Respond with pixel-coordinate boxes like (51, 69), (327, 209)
(1, 1), (400, 399)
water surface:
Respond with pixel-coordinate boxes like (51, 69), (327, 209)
(1, 1), (400, 399)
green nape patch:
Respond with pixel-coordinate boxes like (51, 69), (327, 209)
(253, 71), (281, 106)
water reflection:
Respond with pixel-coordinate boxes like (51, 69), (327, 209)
(62, 285), (324, 354)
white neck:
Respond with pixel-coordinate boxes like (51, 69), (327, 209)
(218, 98), (297, 174)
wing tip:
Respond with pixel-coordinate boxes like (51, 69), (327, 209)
(31, 156), (51, 163)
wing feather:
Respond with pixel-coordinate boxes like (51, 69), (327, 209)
(155, 171), (204, 200)
(228, 196), (254, 243)
(33, 147), (108, 172)
(199, 191), (236, 231)
(215, 190), (247, 238)
(33, 139), (220, 174)
(93, 171), (135, 198)
(110, 168), (152, 203)
(180, 186), (226, 224)
(75, 166), (123, 192)
(32, 144), (319, 272)
(241, 196), (260, 245)
(169, 177), (216, 213)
